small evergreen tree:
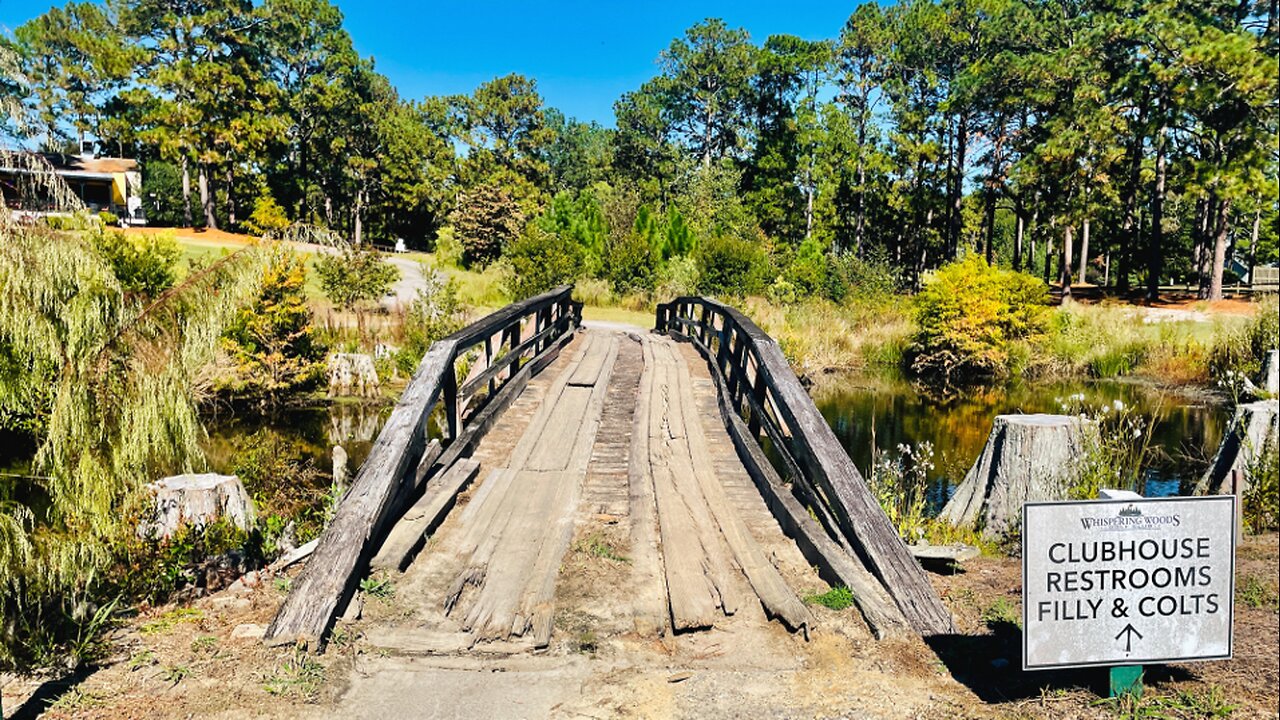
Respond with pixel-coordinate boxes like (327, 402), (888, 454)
(217, 247), (325, 404)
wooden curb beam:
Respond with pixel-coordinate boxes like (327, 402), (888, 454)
(265, 286), (581, 649)
(656, 297), (954, 636)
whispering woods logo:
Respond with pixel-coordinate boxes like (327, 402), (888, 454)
(1081, 505), (1182, 531)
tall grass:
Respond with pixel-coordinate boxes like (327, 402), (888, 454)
(1034, 302), (1250, 384)
(744, 296), (913, 376)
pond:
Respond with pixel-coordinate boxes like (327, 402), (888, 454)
(810, 371), (1232, 505)
(2, 375), (1231, 516)
(201, 401), (390, 478)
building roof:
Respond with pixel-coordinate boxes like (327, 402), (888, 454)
(42, 153), (139, 174)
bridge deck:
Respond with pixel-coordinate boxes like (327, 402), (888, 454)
(360, 327), (833, 655)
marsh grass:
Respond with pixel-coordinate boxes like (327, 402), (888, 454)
(1040, 303), (1250, 384)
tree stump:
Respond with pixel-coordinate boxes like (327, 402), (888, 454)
(939, 414), (1090, 540)
(332, 444), (349, 491)
(1260, 350), (1279, 396)
(327, 353), (380, 399)
(1194, 399), (1278, 496)
(141, 473), (256, 539)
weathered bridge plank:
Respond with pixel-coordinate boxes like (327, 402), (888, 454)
(265, 287), (580, 648)
(657, 298), (954, 637)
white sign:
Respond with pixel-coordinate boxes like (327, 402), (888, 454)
(1022, 496), (1236, 670)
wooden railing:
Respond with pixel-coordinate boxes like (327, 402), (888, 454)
(266, 286), (581, 647)
(656, 297), (953, 635)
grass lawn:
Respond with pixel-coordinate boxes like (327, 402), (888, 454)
(580, 304), (654, 327)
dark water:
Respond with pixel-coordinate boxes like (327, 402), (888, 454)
(3, 376), (1230, 512)
(201, 402), (390, 477)
(811, 371), (1232, 502)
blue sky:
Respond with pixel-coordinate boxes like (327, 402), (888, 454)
(0, 0), (856, 126)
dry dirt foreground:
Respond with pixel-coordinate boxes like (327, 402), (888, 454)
(9, 328), (1277, 720)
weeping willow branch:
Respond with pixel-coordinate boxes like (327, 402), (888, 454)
(0, 222), (269, 662)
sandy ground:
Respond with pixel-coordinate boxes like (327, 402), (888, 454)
(4, 533), (1273, 720)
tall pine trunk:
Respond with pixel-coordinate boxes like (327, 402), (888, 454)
(1043, 217), (1055, 285)
(948, 113), (968, 259)
(1248, 204), (1262, 286)
(353, 188), (364, 246)
(198, 165), (217, 230)
(1118, 103), (1146, 294)
(181, 158), (193, 228)
(1146, 121), (1168, 300)
(1077, 218), (1090, 283)
(1013, 208), (1025, 271)
(225, 167), (236, 227)
(1061, 223), (1074, 304)
(1207, 197), (1230, 301)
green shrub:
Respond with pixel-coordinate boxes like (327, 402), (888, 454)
(116, 519), (255, 604)
(315, 245), (400, 312)
(43, 212), (96, 231)
(605, 230), (658, 293)
(656, 255), (700, 299)
(98, 210), (119, 226)
(828, 249), (897, 305)
(433, 226), (464, 268)
(909, 255), (1050, 384)
(92, 228), (181, 298)
(695, 234), (767, 297)
(229, 429), (330, 548)
(767, 276), (800, 305)
(393, 269), (464, 376)
(242, 192), (292, 236)
(662, 206), (696, 259)
(503, 225), (584, 299)
(784, 236), (829, 298)
(450, 183), (526, 268)
(535, 190), (607, 274)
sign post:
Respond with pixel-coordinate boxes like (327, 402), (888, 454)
(1022, 496), (1236, 695)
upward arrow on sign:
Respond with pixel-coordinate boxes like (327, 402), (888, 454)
(1115, 624), (1143, 653)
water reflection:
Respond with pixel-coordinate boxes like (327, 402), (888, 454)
(811, 371), (1231, 499)
(202, 402), (390, 477)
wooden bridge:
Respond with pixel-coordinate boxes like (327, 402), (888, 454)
(265, 286), (953, 654)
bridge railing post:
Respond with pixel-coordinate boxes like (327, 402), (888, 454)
(442, 363), (459, 441)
